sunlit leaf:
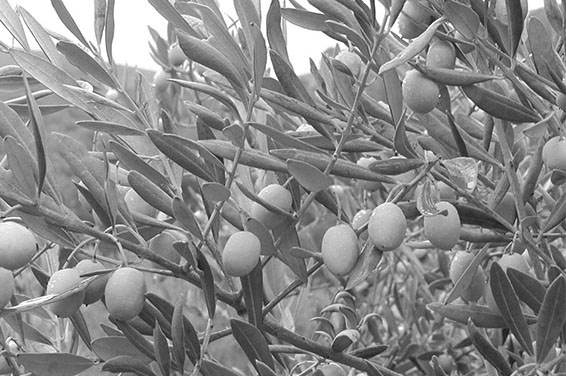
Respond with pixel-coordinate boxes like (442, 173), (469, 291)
(442, 157), (478, 193)
(0, 0), (29, 49)
(379, 17), (446, 75)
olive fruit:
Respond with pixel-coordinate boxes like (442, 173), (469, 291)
(449, 251), (486, 302)
(105, 267), (146, 321)
(402, 70), (440, 114)
(398, 0), (432, 39)
(426, 40), (456, 69)
(542, 136), (566, 171)
(368, 203), (407, 251)
(0, 268), (14, 309)
(250, 184), (293, 230)
(75, 259), (108, 305)
(424, 201), (461, 250)
(222, 231), (261, 277)
(46, 269), (86, 317)
(0, 222), (37, 270)
(321, 224), (359, 276)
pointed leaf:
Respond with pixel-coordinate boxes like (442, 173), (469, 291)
(270, 49), (316, 108)
(177, 30), (245, 92)
(200, 139), (288, 172)
(188, 2), (249, 81)
(271, 148), (396, 183)
(544, 0), (563, 35)
(202, 182), (230, 203)
(506, 0), (524, 57)
(427, 302), (537, 328)
(368, 158), (423, 175)
(70, 310), (92, 350)
(145, 293), (201, 364)
(245, 218), (276, 256)
(462, 84), (540, 123)
(4, 136), (37, 200)
(113, 319), (156, 360)
(381, 62), (404, 127)
(234, 0), (260, 54)
(56, 41), (114, 87)
(185, 102), (225, 131)
(162, 133), (227, 174)
(251, 22), (267, 94)
(22, 76), (47, 199)
(153, 322), (170, 376)
(9, 50), (94, 112)
(260, 88), (335, 126)
(92, 336), (151, 362)
(201, 359), (241, 376)
(18, 7), (65, 67)
(128, 170), (174, 217)
(507, 268), (546, 314)
(379, 17), (445, 74)
(147, 130), (215, 182)
(280, 7), (332, 31)
(108, 141), (171, 193)
(171, 296), (185, 369)
(468, 320), (512, 376)
(230, 319), (274, 370)
(248, 122), (323, 153)
(147, 0), (197, 36)
(102, 355), (156, 376)
(325, 20), (369, 56)
(94, 0), (106, 46)
(169, 79), (241, 119)
(76, 120), (145, 136)
(272, 224), (307, 283)
(104, 0), (115, 63)
(446, 112), (468, 157)
(3, 315), (53, 347)
(541, 186), (566, 233)
(490, 263), (533, 355)
(536, 276), (566, 363)
(287, 159), (332, 192)
(256, 360), (278, 376)
(223, 124), (245, 148)
(444, 1), (479, 40)
(416, 64), (500, 86)
(241, 262), (263, 326)
(196, 249), (216, 319)
(1, 0), (29, 49)
(394, 116), (417, 159)
(171, 196), (203, 241)
(346, 244), (383, 289)
(267, 0), (290, 65)
(445, 246), (488, 304)
(17, 353), (94, 376)
(50, 0), (89, 47)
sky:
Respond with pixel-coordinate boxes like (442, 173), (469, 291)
(1, 0), (336, 75)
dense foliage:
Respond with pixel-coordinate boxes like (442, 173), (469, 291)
(0, 0), (565, 375)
